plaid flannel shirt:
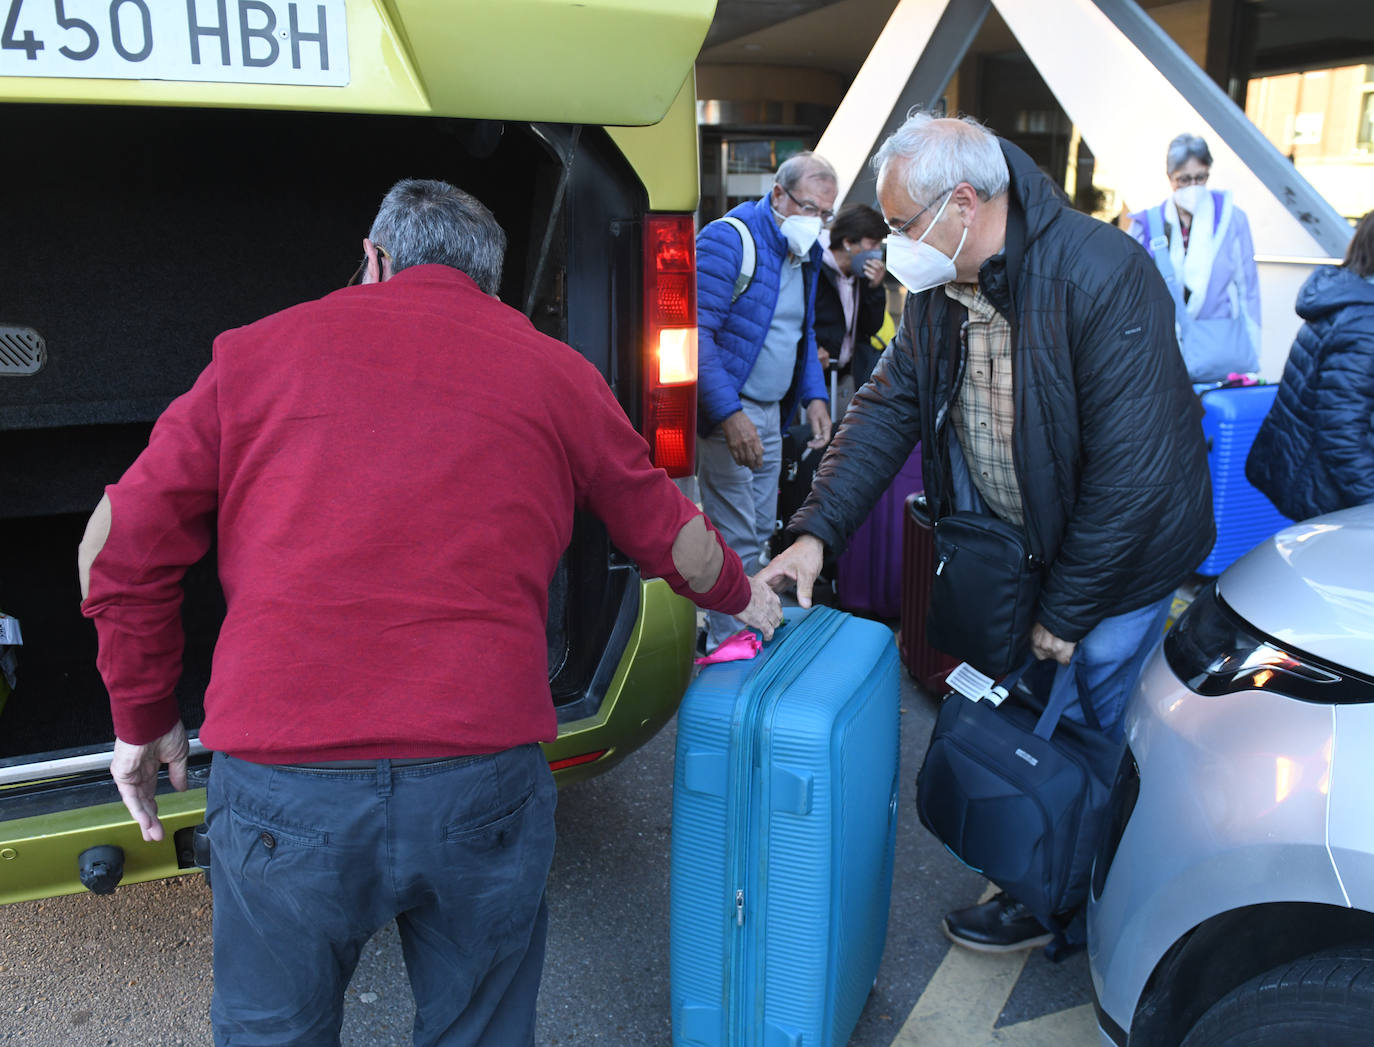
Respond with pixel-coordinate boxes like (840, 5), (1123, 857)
(945, 282), (1023, 527)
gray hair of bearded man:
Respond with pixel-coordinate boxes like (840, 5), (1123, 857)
(871, 110), (1009, 205)
(367, 178), (506, 295)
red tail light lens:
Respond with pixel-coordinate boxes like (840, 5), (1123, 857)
(643, 214), (698, 478)
(547, 749), (608, 772)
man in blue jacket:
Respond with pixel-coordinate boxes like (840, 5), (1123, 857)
(696, 152), (835, 649)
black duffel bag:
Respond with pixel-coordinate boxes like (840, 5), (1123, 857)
(915, 658), (1122, 946)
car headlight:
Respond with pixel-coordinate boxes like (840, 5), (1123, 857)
(1164, 583), (1374, 704)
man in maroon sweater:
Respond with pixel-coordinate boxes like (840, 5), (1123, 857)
(77, 179), (780, 1046)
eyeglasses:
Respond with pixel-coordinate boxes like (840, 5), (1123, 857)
(346, 243), (392, 287)
(885, 186), (955, 237)
(1172, 172), (1210, 187)
(781, 186), (835, 225)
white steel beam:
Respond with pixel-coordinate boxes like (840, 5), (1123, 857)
(816, 0), (1352, 375)
(994, 0), (1349, 374)
(815, 0), (960, 204)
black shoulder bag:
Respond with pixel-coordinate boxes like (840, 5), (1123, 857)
(926, 512), (1042, 677)
(921, 306), (1043, 678)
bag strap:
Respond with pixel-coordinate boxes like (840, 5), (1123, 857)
(720, 216), (755, 304)
(996, 657), (1101, 738)
(1034, 659), (1101, 737)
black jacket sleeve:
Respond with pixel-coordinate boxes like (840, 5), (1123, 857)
(1314, 320), (1374, 507)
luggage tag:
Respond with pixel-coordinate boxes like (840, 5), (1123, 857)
(946, 662), (1017, 707)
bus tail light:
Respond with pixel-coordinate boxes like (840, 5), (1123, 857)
(642, 214), (698, 478)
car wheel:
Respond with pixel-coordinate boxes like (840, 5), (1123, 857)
(1181, 946), (1374, 1047)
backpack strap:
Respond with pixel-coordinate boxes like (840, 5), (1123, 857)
(1144, 205), (1189, 332)
(720, 216), (755, 304)
(1143, 205), (1171, 270)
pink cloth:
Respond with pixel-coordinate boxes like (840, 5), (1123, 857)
(694, 628), (762, 666)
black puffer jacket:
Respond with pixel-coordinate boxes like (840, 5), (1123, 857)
(1247, 265), (1374, 521)
(814, 261), (886, 369)
(790, 141), (1214, 642)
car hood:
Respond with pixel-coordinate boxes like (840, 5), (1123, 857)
(1219, 505), (1374, 677)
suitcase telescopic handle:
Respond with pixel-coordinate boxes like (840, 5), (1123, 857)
(906, 492), (933, 531)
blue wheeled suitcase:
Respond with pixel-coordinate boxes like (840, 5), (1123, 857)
(670, 606), (900, 1047)
(1196, 384), (1292, 575)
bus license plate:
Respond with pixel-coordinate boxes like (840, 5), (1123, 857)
(0, 0), (349, 86)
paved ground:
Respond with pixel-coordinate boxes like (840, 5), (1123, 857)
(0, 642), (1100, 1046)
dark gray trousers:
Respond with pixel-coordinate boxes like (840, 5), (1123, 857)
(205, 745), (556, 1047)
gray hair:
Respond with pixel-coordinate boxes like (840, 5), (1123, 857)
(367, 179), (506, 294)
(871, 110), (1009, 204)
(774, 151), (837, 192)
(1166, 133), (1212, 175)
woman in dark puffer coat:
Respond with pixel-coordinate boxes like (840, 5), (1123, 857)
(1247, 211), (1374, 521)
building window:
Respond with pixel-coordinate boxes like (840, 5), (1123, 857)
(1360, 66), (1374, 151)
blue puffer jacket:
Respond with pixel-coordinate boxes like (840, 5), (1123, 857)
(1247, 265), (1374, 521)
(696, 195), (828, 432)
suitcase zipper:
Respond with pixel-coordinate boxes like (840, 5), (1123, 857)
(726, 606), (847, 1046)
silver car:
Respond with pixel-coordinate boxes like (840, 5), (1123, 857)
(1088, 504), (1374, 1047)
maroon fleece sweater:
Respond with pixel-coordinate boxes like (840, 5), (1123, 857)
(82, 265), (749, 762)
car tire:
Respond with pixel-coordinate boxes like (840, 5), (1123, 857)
(1180, 945), (1374, 1047)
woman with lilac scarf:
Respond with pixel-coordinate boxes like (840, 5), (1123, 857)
(1129, 133), (1261, 382)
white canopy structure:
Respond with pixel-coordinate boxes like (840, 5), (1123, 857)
(817, 0), (1353, 375)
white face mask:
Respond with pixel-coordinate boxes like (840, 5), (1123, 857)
(884, 191), (967, 295)
(1172, 184), (1207, 215)
(776, 212), (822, 257)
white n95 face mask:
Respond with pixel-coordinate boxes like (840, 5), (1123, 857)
(1172, 184), (1207, 214)
(885, 191), (967, 295)
(778, 213), (823, 257)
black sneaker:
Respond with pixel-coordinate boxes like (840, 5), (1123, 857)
(941, 891), (1054, 953)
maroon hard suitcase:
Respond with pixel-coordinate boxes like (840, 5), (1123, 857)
(836, 446), (923, 619)
(899, 493), (959, 691)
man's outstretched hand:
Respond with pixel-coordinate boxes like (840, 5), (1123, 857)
(756, 534), (825, 608)
(111, 722), (190, 843)
(735, 574), (785, 641)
